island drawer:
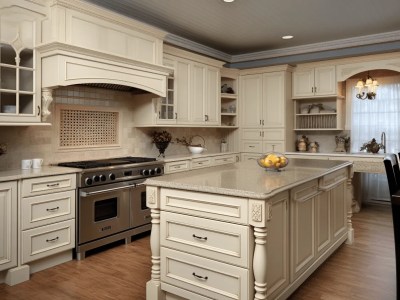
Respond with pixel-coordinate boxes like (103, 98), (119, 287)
(160, 188), (248, 224)
(191, 157), (212, 169)
(291, 179), (319, 202)
(241, 140), (262, 153)
(22, 174), (77, 197)
(165, 160), (190, 174)
(160, 211), (250, 268)
(319, 168), (348, 191)
(21, 190), (75, 230)
(21, 219), (75, 264)
(161, 247), (249, 300)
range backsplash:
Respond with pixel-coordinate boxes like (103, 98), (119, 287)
(0, 86), (226, 170)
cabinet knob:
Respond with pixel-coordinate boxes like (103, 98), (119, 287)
(205, 114), (209, 121)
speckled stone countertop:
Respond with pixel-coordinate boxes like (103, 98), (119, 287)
(145, 159), (352, 199)
(0, 166), (81, 182)
(161, 152), (239, 162)
(285, 151), (385, 159)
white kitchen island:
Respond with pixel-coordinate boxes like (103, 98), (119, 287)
(145, 159), (353, 300)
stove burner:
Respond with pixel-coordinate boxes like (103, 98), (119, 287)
(58, 156), (157, 169)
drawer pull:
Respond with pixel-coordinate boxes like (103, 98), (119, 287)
(192, 234), (207, 241)
(47, 183), (60, 188)
(192, 272), (208, 280)
(46, 206), (60, 212)
(249, 146), (255, 148)
(46, 236), (59, 243)
(174, 165), (181, 169)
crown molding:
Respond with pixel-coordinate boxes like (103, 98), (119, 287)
(164, 34), (232, 62)
(230, 30), (400, 63)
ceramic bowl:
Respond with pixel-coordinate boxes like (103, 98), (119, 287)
(188, 146), (205, 154)
(257, 152), (289, 171)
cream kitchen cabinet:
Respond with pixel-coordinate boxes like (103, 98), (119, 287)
(0, 1), (43, 124)
(239, 67), (294, 155)
(0, 181), (17, 272)
(292, 66), (337, 98)
(20, 174), (76, 264)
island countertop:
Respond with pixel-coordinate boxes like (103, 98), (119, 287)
(145, 158), (352, 199)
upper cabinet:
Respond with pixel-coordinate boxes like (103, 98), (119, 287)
(0, 1), (46, 124)
(292, 66), (337, 98)
(133, 45), (224, 127)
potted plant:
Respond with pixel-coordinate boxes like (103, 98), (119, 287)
(152, 130), (172, 157)
(175, 135), (206, 154)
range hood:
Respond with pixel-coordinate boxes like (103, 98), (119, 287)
(38, 42), (172, 96)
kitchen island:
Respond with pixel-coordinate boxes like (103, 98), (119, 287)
(145, 159), (353, 300)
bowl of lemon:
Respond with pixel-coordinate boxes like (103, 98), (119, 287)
(257, 152), (289, 171)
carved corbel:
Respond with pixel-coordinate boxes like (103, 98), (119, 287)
(41, 88), (54, 121)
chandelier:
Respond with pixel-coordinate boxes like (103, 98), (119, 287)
(355, 72), (379, 100)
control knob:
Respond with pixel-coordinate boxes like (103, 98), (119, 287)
(141, 169), (150, 176)
(99, 174), (106, 182)
(85, 177), (93, 186)
(154, 167), (162, 175)
(93, 175), (100, 182)
(109, 173), (116, 180)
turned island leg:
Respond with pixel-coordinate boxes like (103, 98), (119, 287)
(346, 167), (355, 244)
(146, 186), (164, 300)
(249, 199), (271, 300)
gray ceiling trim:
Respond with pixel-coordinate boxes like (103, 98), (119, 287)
(164, 34), (232, 62)
(225, 41), (400, 69)
(230, 30), (400, 63)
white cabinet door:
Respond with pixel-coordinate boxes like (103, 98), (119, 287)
(314, 66), (336, 96)
(263, 72), (285, 128)
(190, 63), (206, 124)
(292, 69), (314, 98)
(315, 191), (332, 257)
(240, 74), (263, 128)
(331, 181), (347, 242)
(205, 66), (220, 125)
(0, 181), (17, 272)
(175, 59), (191, 124)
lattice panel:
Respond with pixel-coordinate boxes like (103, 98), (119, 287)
(59, 108), (119, 148)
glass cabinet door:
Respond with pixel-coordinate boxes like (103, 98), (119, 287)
(0, 8), (39, 123)
(157, 76), (176, 124)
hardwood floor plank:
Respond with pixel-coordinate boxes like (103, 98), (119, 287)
(0, 204), (396, 299)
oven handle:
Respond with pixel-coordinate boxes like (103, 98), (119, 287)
(80, 184), (136, 197)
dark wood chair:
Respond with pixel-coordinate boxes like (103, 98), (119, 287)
(383, 154), (400, 299)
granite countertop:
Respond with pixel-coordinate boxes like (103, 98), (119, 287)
(0, 166), (81, 182)
(145, 159), (352, 200)
(285, 151), (385, 158)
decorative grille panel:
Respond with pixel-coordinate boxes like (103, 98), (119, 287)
(59, 108), (119, 148)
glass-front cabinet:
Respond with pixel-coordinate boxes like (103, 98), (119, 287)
(0, 5), (41, 123)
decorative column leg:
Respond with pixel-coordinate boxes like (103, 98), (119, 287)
(253, 227), (268, 300)
(146, 186), (163, 300)
(346, 167), (354, 244)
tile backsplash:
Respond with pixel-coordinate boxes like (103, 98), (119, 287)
(0, 85), (227, 170)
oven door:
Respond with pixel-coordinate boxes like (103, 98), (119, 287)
(79, 183), (131, 245)
(130, 183), (151, 228)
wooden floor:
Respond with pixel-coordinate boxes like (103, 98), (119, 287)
(0, 204), (396, 300)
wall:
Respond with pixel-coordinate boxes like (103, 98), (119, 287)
(0, 85), (226, 170)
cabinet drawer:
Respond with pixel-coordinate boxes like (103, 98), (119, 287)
(161, 211), (250, 268)
(21, 190), (76, 230)
(242, 129), (262, 140)
(191, 157), (212, 169)
(213, 154), (236, 166)
(22, 174), (77, 197)
(160, 188), (248, 224)
(263, 128), (284, 140)
(241, 141), (262, 153)
(291, 179), (319, 202)
(165, 160), (190, 174)
(319, 168), (348, 190)
(21, 219), (75, 264)
(161, 247), (249, 300)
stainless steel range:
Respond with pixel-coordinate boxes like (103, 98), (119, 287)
(58, 156), (164, 260)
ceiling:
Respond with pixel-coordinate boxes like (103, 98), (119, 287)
(84, 0), (400, 66)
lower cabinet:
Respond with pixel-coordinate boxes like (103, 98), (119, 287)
(0, 181), (17, 272)
(20, 174), (76, 265)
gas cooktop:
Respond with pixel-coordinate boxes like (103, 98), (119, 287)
(58, 156), (157, 169)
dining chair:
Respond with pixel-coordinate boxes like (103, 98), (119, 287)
(383, 154), (400, 299)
